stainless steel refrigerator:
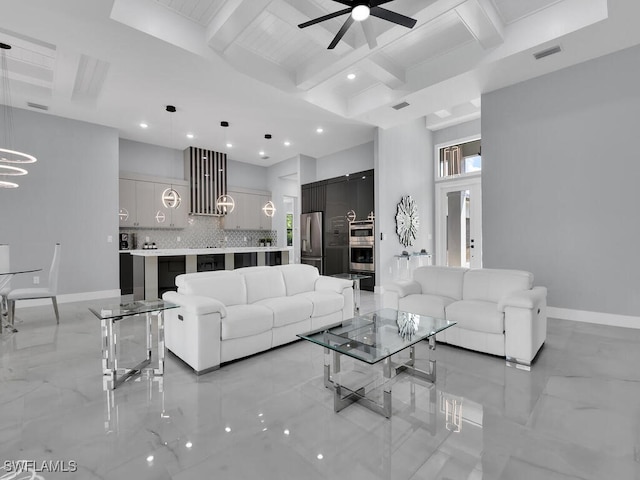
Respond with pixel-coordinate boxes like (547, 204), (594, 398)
(300, 212), (323, 274)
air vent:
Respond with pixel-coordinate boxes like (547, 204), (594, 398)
(261, 156), (270, 160)
(27, 102), (49, 111)
(534, 45), (561, 60)
(392, 101), (410, 110)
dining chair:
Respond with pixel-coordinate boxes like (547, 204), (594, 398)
(7, 243), (61, 326)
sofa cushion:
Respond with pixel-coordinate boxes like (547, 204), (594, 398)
(241, 269), (287, 304)
(446, 300), (504, 334)
(295, 291), (344, 317)
(278, 264), (320, 296)
(221, 305), (273, 340)
(463, 269), (533, 303)
(399, 294), (456, 319)
(413, 266), (467, 301)
(177, 271), (246, 306)
(255, 296), (313, 327)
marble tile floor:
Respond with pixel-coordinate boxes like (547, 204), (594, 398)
(1, 292), (640, 479)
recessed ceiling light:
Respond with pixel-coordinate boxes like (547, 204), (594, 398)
(316, 128), (324, 134)
(284, 141), (291, 147)
(347, 73), (356, 80)
(259, 151), (265, 156)
(139, 123), (148, 129)
(226, 143), (233, 148)
(186, 133), (194, 139)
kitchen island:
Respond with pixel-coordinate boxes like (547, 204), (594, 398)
(122, 247), (292, 300)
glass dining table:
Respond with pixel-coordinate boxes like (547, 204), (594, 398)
(0, 267), (42, 333)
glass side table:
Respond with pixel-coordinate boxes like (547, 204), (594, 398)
(330, 273), (371, 314)
(393, 252), (432, 280)
(89, 298), (178, 389)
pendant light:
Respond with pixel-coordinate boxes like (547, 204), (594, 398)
(216, 121), (234, 214)
(0, 42), (37, 189)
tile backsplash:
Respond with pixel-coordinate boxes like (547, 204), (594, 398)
(121, 215), (277, 249)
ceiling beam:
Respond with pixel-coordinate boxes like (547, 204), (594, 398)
(359, 53), (406, 88)
(454, 0), (504, 49)
(205, 0), (271, 53)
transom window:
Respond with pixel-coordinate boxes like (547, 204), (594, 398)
(438, 139), (481, 178)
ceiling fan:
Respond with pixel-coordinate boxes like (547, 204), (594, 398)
(298, 0), (418, 50)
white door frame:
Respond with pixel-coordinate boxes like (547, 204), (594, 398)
(435, 175), (482, 268)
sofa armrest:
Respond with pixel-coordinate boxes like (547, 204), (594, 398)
(315, 276), (353, 294)
(162, 291), (224, 374)
(498, 286), (547, 312)
(384, 280), (421, 299)
(503, 287), (548, 366)
(163, 291), (227, 318)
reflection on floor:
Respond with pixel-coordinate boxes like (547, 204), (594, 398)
(1, 291), (640, 479)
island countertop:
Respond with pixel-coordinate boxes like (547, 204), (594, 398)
(124, 246), (292, 256)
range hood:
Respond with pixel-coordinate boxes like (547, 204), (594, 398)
(184, 146), (228, 216)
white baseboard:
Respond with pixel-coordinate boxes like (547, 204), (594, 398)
(548, 306), (640, 329)
(13, 289), (121, 308)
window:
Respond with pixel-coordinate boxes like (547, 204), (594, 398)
(438, 139), (481, 179)
(286, 213), (293, 247)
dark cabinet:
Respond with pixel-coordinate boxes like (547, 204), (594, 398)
(197, 254), (225, 272)
(158, 256), (185, 297)
(119, 253), (144, 300)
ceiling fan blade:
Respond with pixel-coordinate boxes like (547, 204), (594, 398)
(328, 15), (355, 49)
(331, 0), (354, 5)
(370, 6), (418, 29)
(370, 0), (395, 6)
(298, 8), (351, 29)
(361, 20), (378, 49)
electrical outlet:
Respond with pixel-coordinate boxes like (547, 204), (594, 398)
(107, 235), (113, 243)
(33, 276), (40, 285)
(177, 236), (181, 242)
(146, 236), (150, 243)
(428, 233), (433, 240)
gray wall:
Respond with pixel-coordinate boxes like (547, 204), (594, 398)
(119, 138), (185, 179)
(482, 43), (640, 316)
(316, 141), (374, 181)
(433, 119), (481, 147)
(376, 119), (434, 288)
(228, 159), (269, 191)
(0, 108), (119, 294)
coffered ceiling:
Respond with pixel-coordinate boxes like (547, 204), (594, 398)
(0, 0), (639, 166)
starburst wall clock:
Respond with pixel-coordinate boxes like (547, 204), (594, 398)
(395, 195), (419, 247)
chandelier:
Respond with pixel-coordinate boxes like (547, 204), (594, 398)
(0, 42), (37, 188)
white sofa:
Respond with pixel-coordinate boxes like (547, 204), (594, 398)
(162, 264), (354, 374)
(383, 266), (547, 366)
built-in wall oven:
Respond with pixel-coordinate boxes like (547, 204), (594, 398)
(349, 220), (374, 272)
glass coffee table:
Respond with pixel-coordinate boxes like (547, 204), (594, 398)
(89, 298), (178, 389)
(298, 308), (455, 418)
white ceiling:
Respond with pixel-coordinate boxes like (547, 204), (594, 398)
(0, 0), (639, 166)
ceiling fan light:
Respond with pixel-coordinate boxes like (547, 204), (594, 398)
(352, 5), (370, 22)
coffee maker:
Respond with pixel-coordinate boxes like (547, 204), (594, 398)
(119, 232), (129, 250)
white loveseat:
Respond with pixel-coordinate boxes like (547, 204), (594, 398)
(162, 264), (354, 374)
(383, 266), (547, 366)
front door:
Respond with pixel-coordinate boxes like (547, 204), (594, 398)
(435, 178), (482, 268)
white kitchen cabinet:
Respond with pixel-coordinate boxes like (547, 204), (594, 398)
(259, 194), (272, 231)
(119, 179), (137, 227)
(223, 190), (273, 230)
(119, 175), (189, 229)
(135, 181), (157, 228)
(154, 183), (189, 228)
